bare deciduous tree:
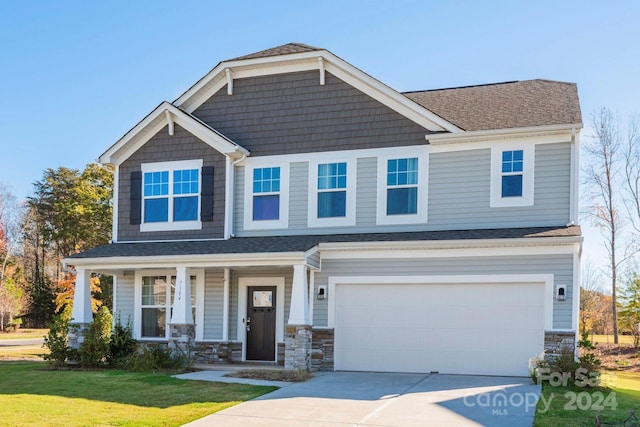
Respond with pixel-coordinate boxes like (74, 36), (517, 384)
(584, 107), (624, 344)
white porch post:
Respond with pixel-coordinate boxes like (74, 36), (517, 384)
(69, 268), (92, 350)
(169, 266), (195, 355)
(285, 264), (312, 370)
(222, 268), (230, 341)
(288, 264), (310, 325)
(71, 268), (92, 324)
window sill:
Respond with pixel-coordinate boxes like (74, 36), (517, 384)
(140, 221), (202, 232)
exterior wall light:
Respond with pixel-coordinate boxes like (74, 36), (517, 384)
(556, 285), (567, 301)
(317, 285), (327, 300)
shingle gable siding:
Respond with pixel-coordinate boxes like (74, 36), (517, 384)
(117, 124), (226, 241)
(192, 70), (430, 156)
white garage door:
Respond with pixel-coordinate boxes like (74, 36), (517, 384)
(334, 282), (545, 376)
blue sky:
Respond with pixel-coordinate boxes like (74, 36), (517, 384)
(1, 0), (638, 269)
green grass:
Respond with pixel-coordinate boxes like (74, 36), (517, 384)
(0, 344), (47, 359)
(533, 373), (640, 426)
(0, 362), (277, 426)
(0, 329), (48, 340)
(590, 334), (635, 345)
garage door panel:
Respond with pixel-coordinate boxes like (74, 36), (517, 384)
(334, 282), (545, 376)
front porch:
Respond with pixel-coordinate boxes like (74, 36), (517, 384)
(69, 262), (324, 371)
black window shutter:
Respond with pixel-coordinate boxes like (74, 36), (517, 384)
(130, 171), (142, 225)
(201, 166), (214, 221)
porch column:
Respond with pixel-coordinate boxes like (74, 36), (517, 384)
(288, 264), (310, 325)
(69, 268), (92, 349)
(285, 264), (312, 370)
(222, 268), (230, 341)
(169, 266), (195, 355)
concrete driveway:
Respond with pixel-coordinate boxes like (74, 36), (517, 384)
(183, 371), (541, 426)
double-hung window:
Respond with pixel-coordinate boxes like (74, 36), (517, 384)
(318, 162), (347, 218)
(386, 158), (418, 215)
(244, 162), (289, 230)
(501, 150), (523, 197)
(140, 159), (203, 231)
(253, 167), (280, 221)
(308, 159), (355, 227)
(136, 270), (204, 340)
(490, 144), (534, 207)
(376, 150), (427, 225)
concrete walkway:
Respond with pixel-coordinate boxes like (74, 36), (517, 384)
(181, 371), (541, 427)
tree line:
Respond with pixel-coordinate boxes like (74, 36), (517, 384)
(0, 164), (112, 329)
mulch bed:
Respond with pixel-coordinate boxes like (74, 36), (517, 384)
(591, 344), (640, 372)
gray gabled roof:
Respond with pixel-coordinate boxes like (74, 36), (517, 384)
(68, 226), (581, 260)
(229, 43), (322, 61)
(403, 79), (582, 131)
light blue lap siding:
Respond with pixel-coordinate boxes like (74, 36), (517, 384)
(234, 143), (571, 236)
(428, 142), (571, 228)
(203, 269), (224, 340)
(114, 275), (134, 326)
(313, 254), (574, 330)
(289, 162), (309, 230)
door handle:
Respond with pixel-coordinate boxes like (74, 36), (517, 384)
(246, 317), (251, 332)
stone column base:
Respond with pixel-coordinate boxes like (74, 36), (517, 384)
(544, 330), (576, 361)
(169, 323), (195, 356)
(68, 322), (91, 350)
(285, 324), (312, 371)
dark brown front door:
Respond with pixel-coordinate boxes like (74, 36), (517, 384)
(246, 286), (276, 361)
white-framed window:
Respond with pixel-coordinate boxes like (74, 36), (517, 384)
(140, 159), (203, 232)
(134, 269), (204, 341)
(490, 144), (534, 207)
(376, 150), (428, 225)
(243, 160), (289, 230)
(308, 159), (356, 227)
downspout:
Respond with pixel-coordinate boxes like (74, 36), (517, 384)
(225, 153), (246, 239)
(568, 127), (578, 226)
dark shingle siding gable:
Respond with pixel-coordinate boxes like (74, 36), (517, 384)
(404, 79), (582, 131)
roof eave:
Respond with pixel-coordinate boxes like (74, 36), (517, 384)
(426, 123), (584, 145)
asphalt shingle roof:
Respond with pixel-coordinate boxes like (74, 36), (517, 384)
(230, 43), (322, 61)
(403, 80), (582, 131)
(69, 226), (581, 259)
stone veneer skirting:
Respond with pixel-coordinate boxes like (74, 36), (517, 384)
(285, 325), (312, 370)
(68, 323), (91, 350)
(311, 328), (334, 371)
(193, 341), (243, 364)
(544, 330), (576, 358)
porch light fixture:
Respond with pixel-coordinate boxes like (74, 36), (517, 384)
(556, 285), (567, 302)
(317, 285), (327, 300)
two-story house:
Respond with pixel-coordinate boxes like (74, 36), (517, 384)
(66, 43), (582, 377)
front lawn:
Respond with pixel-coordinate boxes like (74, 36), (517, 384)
(0, 362), (277, 426)
(0, 329), (48, 340)
(534, 372), (640, 426)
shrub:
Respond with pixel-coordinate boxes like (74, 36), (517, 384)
(530, 333), (602, 387)
(108, 318), (137, 367)
(42, 307), (72, 367)
(126, 344), (193, 373)
(78, 306), (112, 367)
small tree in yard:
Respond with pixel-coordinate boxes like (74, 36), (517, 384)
(619, 274), (640, 347)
